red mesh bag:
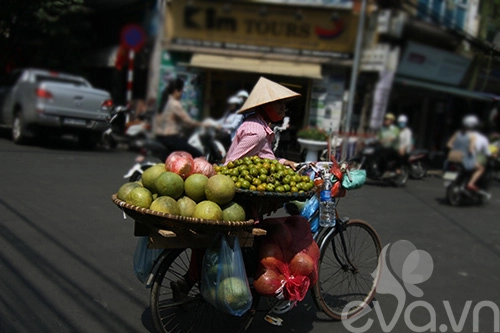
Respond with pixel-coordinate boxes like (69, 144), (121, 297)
(254, 216), (320, 302)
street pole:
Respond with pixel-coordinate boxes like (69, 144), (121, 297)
(342, 0), (367, 161)
(146, 0), (166, 109)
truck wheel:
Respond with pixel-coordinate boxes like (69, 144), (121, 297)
(12, 111), (28, 144)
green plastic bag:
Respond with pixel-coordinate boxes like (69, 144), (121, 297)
(201, 233), (252, 316)
(342, 170), (366, 190)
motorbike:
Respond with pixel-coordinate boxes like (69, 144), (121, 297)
(125, 119), (226, 182)
(408, 149), (431, 179)
(443, 158), (493, 206)
(101, 104), (152, 150)
(188, 118), (227, 164)
(348, 140), (410, 187)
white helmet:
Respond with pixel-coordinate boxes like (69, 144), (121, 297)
(397, 114), (408, 124)
(227, 96), (242, 105)
(236, 90), (249, 99)
(462, 114), (479, 128)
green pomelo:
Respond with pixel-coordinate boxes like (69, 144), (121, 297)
(192, 200), (223, 220)
(117, 182), (142, 201)
(221, 202), (246, 221)
(141, 163), (166, 193)
(205, 174), (235, 206)
(217, 277), (251, 310)
(126, 187), (153, 208)
(150, 196), (180, 215)
(177, 196), (197, 217)
(203, 284), (217, 304)
(154, 172), (184, 199)
(184, 173), (208, 202)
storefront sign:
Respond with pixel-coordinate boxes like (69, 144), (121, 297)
(249, 0), (353, 9)
(166, 0), (358, 58)
(396, 42), (471, 86)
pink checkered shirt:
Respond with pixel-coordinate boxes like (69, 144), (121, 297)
(225, 113), (285, 164)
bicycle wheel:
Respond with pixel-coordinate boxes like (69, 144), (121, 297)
(313, 219), (382, 320)
(150, 248), (255, 333)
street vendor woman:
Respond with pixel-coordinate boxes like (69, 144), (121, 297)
(172, 78), (302, 301)
(224, 77), (300, 170)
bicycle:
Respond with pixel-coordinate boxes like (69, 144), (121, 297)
(124, 161), (382, 333)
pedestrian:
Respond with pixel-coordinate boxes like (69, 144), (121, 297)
(153, 78), (203, 157)
(224, 76), (299, 169)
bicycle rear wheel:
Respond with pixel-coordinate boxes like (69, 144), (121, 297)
(150, 248), (255, 333)
(313, 219), (382, 320)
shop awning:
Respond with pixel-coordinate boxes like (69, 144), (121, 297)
(189, 54), (322, 79)
(394, 77), (494, 102)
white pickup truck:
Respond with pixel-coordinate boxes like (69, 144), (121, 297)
(0, 68), (112, 147)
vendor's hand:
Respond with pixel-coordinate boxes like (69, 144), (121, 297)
(282, 159), (298, 170)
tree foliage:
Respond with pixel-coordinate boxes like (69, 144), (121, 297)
(0, 0), (89, 74)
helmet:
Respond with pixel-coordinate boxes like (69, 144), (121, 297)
(227, 96), (242, 105)
(384, 113), (395, 121)
(236, 90), (249, 99)
(462, 115), (479, 128)
(397, 114), (408, 124)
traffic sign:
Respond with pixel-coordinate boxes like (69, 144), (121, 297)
(120, 24), (146, 51)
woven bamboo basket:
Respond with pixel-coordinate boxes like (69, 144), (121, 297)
(112, 194), (257, 232)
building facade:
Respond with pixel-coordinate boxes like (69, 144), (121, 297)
(157, 0), (370, 159)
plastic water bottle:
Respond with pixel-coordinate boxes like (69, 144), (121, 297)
(319, 171), (336, 227)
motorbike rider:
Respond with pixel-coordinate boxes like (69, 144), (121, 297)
(446, 114), (481, 191)
(377, 113), (401, 177)
(236, 89), (249, 105)
(153, 78), (203, 158)
(472, 122), (491, 187)
(397, 114), (413, 157)
(217, 95), (244, 148)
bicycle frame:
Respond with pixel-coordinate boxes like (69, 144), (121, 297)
(314, 214), (359, 274)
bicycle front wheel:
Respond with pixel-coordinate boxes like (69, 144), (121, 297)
(313, 219), (382, 320)
(150, 248), (255, 333)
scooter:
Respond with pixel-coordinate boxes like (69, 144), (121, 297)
(443, 158), (492, 206)
(408, 149), (431, 179)
(188, 118), (226, 165)
(101, 104), (152, 150)
(348, 140), (409, 187)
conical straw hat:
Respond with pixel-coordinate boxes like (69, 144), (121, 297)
(237, 77), (300, 114)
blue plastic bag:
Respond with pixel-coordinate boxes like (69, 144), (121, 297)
(133, 236), (163, 283)
(300, 195), (320, 233)
(201, 233), (253, 316)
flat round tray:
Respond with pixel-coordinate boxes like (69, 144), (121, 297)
(111, 194), (256, 232)
(232, 187), (316, 219)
